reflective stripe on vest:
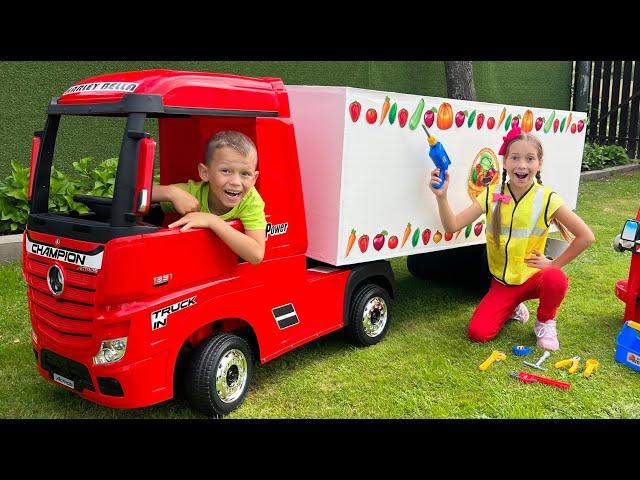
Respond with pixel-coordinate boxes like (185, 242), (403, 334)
(485, 182), (556, 285)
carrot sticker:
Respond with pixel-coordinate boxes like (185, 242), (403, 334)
(379, 96), (391, 125)
(345, 229), (356, 257)
(496, 107), (507, 130)
(401, 222), (412, 247)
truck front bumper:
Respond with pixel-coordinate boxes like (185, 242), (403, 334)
(35, 344), (172, 409)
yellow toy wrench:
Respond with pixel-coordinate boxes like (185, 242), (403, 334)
(554, 356), (581, 374)
(479, 351), (507, 371)
(583, 359), (600, 378)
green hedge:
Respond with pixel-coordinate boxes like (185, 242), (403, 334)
(581, 143), (632, 171)
(0, 158), (117, 234)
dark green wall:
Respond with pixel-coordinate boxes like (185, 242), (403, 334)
(0, 61), (571, 177)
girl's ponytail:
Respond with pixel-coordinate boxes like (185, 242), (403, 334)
(491, 168), (507, 247)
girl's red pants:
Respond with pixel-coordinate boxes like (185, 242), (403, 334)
(468, 267), (569, 342)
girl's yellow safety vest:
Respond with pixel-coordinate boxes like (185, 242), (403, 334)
(481, 182), (562, 285)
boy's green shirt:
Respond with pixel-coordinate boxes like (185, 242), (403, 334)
(160, 180), (267, 231)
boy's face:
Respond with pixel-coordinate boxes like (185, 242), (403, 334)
(198, 146), (259, 214)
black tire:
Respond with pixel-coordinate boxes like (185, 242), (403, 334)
(347, 284), (391, 346)
(185, 333), (253, 417)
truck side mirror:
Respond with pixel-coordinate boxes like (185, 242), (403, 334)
(28, 131), (43, 201)
(621, 219), (640, 242)
(134, 137), (156, 215)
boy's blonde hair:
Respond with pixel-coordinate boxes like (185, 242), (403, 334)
(204, 131), (257, 165)
(491, 133), (571, 246)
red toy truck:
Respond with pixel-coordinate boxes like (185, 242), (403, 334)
(23, 70), (587, 416)
(614, 206), (640, 322)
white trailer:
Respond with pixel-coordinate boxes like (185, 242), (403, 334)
(287, 86), (586, 266)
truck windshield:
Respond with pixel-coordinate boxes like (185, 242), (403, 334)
(28, 112), (161, 241)
(39, 114), (158, 224)
(54, 115), (123, 200)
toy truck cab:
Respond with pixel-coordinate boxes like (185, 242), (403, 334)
(613, 208), (640, 322)
(24, 70), (394, 416)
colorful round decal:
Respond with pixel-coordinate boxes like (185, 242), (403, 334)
(468, 148), (500, 201)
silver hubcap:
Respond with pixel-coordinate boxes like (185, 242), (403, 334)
(362, 296), (387, 337)
(215, 348), (247, 403)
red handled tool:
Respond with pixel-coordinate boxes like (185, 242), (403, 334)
(510, 371), (571, 390)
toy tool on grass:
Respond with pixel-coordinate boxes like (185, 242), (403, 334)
(583, 359), (599, 378)
(479, 351), (507, 371)
(524, 350), (551, 371)
(510, 371), (571, 390)
(512, 345), (532, 356)
(422, 125), (451, 190)
(555, 356), (580, 374)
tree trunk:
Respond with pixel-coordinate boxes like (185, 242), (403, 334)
(444, 61), (477, 101)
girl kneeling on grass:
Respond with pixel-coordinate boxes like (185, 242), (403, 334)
(428, 126), (595, 350)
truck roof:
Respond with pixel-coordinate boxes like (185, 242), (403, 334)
(53, 69), (290, 117)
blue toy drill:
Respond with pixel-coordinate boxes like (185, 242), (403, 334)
(422, 125), (451, 190)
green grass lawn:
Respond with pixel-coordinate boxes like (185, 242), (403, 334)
(2, 172), (640, 418)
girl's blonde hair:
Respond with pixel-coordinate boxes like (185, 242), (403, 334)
(491, 134), (571, 246)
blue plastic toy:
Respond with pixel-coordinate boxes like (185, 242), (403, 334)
(615, 321), (640, 372)
(512, 345), (532, 356)
(422, 125), (451, 190)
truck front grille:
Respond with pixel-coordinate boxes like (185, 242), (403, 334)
(26, 257), (98, 350)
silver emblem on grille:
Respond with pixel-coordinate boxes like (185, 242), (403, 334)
(47, 264), (65, 296)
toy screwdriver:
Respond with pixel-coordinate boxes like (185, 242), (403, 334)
(510, 371), (571, 390)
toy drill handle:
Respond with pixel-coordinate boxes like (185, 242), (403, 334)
(429, 143), (451, 190)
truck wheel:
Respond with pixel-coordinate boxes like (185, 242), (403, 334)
(185, 333), (253, 417)
(347, 284), (391, 346)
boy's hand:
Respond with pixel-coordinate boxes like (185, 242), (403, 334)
(169, 212), (214, 232)
(428, 168), (449, 197)
(170, 187), (200, 215)
(524, 250), (553, 269)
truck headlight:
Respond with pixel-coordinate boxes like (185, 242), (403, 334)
(93, 337), (128, 365)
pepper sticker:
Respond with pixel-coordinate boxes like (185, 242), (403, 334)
(398, 108), (409, 128)
(349, 101), (361, 122)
